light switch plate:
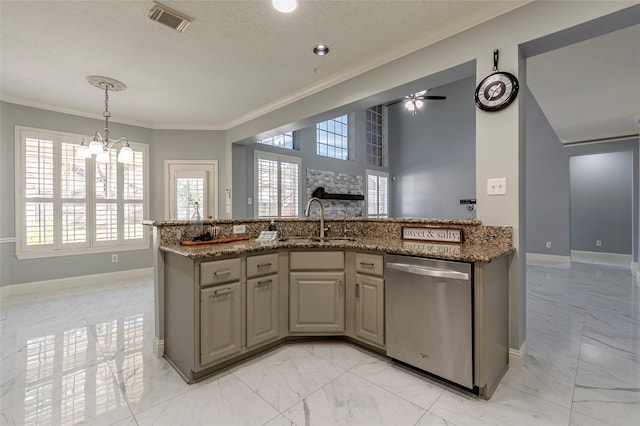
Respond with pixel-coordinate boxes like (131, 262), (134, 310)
(233, 224), (246, 234)
(487, 178), (507, 195)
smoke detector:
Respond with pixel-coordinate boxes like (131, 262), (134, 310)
(148, 2), (192, 32)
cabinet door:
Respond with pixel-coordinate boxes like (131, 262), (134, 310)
(247, 275), (279, 348)
(200, 282), (242, 366)
(290, 272), (345, 333)
(355, 274), (384, 346)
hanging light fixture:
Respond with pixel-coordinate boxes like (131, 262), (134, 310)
(77, 76), (132, 164)
(404, 98), (424, 114)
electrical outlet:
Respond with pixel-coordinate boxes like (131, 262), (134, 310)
(111, 254), (118, 263)
(487, 178), (507, 195)
(545, 242), (551, 248)
(596, 240), (602, 247)
(233, 224), (246, 234)
(247, 197), (252, 205)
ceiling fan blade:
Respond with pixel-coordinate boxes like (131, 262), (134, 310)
(414, 90), (428, 97)
(420, 95), (446, 100)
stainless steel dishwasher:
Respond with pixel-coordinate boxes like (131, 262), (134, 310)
(385, 254), (474, 390)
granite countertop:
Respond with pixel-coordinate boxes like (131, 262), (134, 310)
(160, 236), (514, 263)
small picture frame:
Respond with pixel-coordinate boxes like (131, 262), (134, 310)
(401, 226), (463, 244)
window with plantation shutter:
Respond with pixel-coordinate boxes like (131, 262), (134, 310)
(255, 151), (300, 218)
(367, 170), (389, 218)
(16, 126), (149, 259)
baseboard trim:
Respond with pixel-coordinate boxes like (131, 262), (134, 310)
(571, 250), (632, 268)
(0, 268), (153, 298)
(509, 339), (528, 369)
(153, 337), (165, 358)
(526, 253), (571, 268)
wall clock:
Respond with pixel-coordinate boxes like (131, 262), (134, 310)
(475, 49), (519, 112)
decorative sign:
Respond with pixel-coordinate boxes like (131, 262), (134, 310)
(402, 226), (463, 244)
(402, 241), (461, 255)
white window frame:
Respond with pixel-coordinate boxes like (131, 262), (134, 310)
(164, 160), (218, 220)
(316, 114), (351, 160)
(15, 126), (149, 259)
(254, 150), (301, 218)
(366, 105), (387, 167)
(258, 131), (295, 150)
(366, 169), (389, 218)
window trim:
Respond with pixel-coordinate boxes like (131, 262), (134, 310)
(253, 150), (302, 218)
(15, 126), (149, 259)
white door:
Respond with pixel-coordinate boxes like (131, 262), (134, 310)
(165, 160), (218, 220)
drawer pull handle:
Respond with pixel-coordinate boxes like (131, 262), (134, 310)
(214, 288), (232, 296)
(257, 279), (273, 286)
(356, 282), (360, 298)
(360, 262), (375, 268)
(213, 270), (232, 277)
(257, 263), (272, 269)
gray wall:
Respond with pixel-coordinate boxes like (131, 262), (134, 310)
(232, 109), (387, 218)
(387, 76), (476, 219)
(570, 151), (633, 255)
(1, 102), (228, 286)
(525, 94), (639, 260)
(525, 92), (571, 255)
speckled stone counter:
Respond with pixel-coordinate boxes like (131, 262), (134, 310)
(148, 218), (514, 263)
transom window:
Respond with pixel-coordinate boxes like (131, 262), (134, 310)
(259, 131), (294, 150)
(16, 126), (149, 258)
(366, 105), (385, 167)
(316, 115), (350, 160)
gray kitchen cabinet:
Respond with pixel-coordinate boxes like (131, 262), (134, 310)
(346, 252), (385, 347)
(354, 273), (384, 346)
(200, 281), (242, 365)
(289, 251), (345, 333)
(246, 253), (280, 348)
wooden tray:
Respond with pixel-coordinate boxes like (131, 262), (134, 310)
(180, 236), (250, 246)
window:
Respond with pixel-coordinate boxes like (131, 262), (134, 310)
(367, 170), (389, 218)
(366, 105), (385, 167)
(316, 115), (350, 160)
(16, 126), (148, 258)
(259, 131), (294, 150)
(255, 151), (300, 218)
(165, 160), (218, 221)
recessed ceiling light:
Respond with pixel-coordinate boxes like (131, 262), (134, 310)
(272, 0), (297, 13)
(313, 44), (330, 56)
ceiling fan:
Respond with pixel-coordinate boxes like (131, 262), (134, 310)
(386, 89), (446, 114)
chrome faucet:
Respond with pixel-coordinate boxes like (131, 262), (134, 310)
(304, 197), (326, 238)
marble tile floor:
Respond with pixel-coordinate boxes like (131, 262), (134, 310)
(1, 261), (638, 425)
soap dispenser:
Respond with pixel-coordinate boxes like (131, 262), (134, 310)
(268, 219), (276, 231)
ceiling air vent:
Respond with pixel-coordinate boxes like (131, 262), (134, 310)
(147, 2), (191, 32)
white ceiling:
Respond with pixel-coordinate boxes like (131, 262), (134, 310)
(0, 0), (526, 129)
(1, 1), (638, 144)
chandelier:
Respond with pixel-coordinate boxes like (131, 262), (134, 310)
(77, 76), (132, 164)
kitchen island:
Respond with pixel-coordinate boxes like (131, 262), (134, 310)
(147, 218), (514, 399)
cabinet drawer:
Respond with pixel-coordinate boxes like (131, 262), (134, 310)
(247, 253), (279, 278)
(355, 253), (384, 276)
(200, 258), (241, 286)
(290, 251), (344, 270)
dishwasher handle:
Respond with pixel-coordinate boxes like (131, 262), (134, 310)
(385, 262), (469, 280)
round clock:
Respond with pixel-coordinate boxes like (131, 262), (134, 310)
(475, 71), (519, 112)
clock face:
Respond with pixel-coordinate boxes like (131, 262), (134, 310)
(475, 72), (519, 112)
